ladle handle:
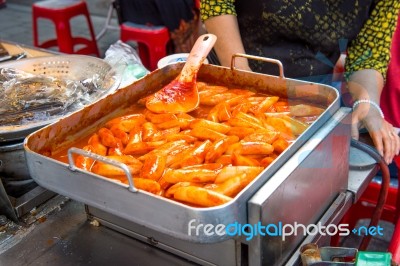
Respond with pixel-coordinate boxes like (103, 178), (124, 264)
(178, 34), (217, 83)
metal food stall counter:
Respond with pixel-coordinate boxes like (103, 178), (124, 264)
(0, 147), (378, 266)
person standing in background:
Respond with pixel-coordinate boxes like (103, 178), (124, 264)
(116, 0), (201, 53)
(200, 0), (400, 164)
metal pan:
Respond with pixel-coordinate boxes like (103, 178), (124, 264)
(0, 55), (118, 142)
(24, 55), (340, 243)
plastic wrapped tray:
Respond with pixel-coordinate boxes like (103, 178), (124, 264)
(0, 55), (119, 142)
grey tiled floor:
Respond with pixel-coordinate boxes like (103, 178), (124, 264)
(0, 3), (120, 57)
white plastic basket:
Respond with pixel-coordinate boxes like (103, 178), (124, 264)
(0, 54), (115, 83)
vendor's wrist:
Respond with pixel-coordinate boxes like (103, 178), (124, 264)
(352, 99), (384, 119)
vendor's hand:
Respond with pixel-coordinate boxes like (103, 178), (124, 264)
(351, 103), (400, 164)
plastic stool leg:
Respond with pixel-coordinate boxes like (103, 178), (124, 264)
(137, 43), (150, 70)
(148, 43), (168, 71)
(32, 1), (99, 56)
(54, 18), (75, 54)
(32, 10), (40, 47)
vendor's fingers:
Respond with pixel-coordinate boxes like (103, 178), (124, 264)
(387, 125), (399, 155)
(366, 123), (388, 164)
(383, 123), (399, 164)
(354, 104), (399, 164)
(390, 126), (400, 155)
(381, 129), (393, 164)
(350, 116), (360, 141)
(368, 121), (396, 164)
(389, 127), (400, 156)
(353, 108), (386, 159)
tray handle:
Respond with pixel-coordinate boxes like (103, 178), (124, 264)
(231, 53), (285, 78)
(67, 147), (138, 193)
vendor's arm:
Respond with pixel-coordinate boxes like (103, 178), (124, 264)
(200, 0), (250, 70)
(345, 0), (400, 164)
(347, 70), (399, 164)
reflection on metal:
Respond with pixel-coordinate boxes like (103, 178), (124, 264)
(301, 245), (357, 266)
(300, 243), (322, 265)
(248, 108), (351, 265)
(0, 142), (30, 180)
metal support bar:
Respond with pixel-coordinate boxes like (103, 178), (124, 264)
(14, 186), (56, 217)
(96, 0), (120, 41)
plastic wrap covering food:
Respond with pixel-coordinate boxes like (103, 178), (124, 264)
(0, 67), (114, 126)
(104, 40), (149, 88)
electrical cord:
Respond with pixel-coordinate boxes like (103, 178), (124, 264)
(350, 138), (391, 251)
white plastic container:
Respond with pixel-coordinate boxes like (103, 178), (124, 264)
(157, 53), (208, 68)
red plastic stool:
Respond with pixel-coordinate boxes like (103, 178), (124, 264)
(120, 22), (170, 71)
(32, 0), (100, 57)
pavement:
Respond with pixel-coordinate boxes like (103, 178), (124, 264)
(0, 1), (121, 58)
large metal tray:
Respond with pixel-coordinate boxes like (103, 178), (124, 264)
(24, 59), (340, 243)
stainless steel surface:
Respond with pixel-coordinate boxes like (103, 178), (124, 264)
(11, 186), (56, 217)
(0, 197), (196, 266)
(231, 53), (284, 78)
(0, 55), (118, 142)
(349, 146), (377, 170)
(285, 193), (354, 266)
(0, 141), (30, 180)
(0, 149), (381, 266)
(248, 108), (351, 265)
(347, 147), (379, 202)
(87, 158), (378, 266)
(0, 193), (354, 266)
(24, 62), (341, 243)
(87, 205), (239, 266)
(87, 193), (354, 266)
(68, 147), (139, 193)
(84, 106), (353, 266)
